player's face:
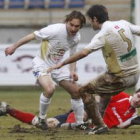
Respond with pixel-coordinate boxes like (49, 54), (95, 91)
(66, 19), (81, 36)
(88, 17), (100, 30)
(131, 92), (140, 108)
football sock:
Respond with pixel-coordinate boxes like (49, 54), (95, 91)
(71, 98), (84, 125)
(39, 93), (51, 119)
(8, 108), (35, 124)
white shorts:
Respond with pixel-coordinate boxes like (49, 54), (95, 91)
(32, 56), (72, 85)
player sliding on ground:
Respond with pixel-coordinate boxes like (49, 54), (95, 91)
(1, 91), (140, 130)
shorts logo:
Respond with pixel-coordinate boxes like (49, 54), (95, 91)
(33, 71), (40, 77)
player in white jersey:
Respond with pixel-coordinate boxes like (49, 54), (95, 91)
(47, 5), (140, 134)
(4, 11), (87, 130)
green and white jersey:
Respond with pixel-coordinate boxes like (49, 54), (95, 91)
(34, 23), (80, 66)
(85, 20), (140, 77)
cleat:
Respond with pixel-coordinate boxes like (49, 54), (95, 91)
(86, 125), (109, 135)
(0, 102), (9, 116)
(76, 123), (90, 130)
(37, 118), (48, 130)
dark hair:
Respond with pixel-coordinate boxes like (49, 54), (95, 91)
(136, 88), (140, 93)
(64, 10), (86, 28)
(86, 5), (109, 23)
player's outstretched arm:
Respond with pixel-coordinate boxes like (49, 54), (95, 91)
(47, 49), (90, 73)
(5, 33), (35, 56)
(47, 63), (63, 73)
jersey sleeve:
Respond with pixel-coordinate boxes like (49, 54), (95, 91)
(84, 32), (105, 53)
(124, 20), (140, 36)
(34, 24), (59, 40)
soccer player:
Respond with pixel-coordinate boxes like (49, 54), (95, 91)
(47, 5), (140, 134)
(4, 11), (87, 130)
(0, 90), (140, 129)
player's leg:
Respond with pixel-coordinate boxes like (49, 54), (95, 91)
(60, 80), (88, 130)
(37, 75), (55, 130)
(98, 96), (111, 117)
(81, 93), (105, 127)
(52, 66), (88, 130)
(78, 72), (127, 134)
(32, 56), (56, 130)
(78, 83), (109, 134)
(0, 101), (59, 129)
(9, 109), (35, 124)
(0, 102), (35, 124)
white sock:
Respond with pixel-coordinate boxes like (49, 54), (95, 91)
(32, 116), (39, 126)
(39, 93), (51, 119)
(71, 98), (84, 125)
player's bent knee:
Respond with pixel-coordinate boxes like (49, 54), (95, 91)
(79, 83), (94, 95)
(43, 86), (55, 97)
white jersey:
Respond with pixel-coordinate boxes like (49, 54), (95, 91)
(85, 20), (140, 77)
(34, 23), (80, 66)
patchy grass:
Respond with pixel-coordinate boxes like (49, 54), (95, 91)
(0, 87), (140, 140)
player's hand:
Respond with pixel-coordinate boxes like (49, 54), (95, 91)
(47, 63), (63, 73)
(5, 46), (16, 56)
(71, 72), (78, 81)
